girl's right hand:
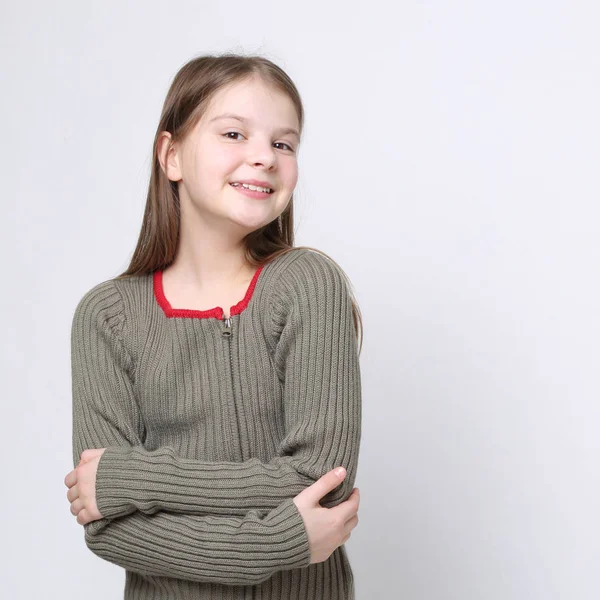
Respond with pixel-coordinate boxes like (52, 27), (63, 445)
(293, 467), (360, 564)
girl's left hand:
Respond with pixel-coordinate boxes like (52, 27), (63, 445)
(64, 448), (106, 525)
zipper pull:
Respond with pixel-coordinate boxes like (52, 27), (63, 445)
(222, 316), (232, 337)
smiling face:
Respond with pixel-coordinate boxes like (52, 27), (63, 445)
(162, 76), (301, 234)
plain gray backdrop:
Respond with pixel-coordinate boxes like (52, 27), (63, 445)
(2, 1), (598, 598)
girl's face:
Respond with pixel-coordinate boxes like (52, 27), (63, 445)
(165, 77), (300, 234)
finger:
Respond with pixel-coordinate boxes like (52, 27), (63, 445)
(70, 498), (84, 516)
(344, 513), (359, 531)
(77, 508), (90, 526)
(81, 448), (103, 462)
(66, 484), (79, 503)
(64, 470), (77, 488)
(332, 487), (360, 521)
(302, 468), (347, 505)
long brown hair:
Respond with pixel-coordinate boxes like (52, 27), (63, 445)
(117, 52), (363, 354)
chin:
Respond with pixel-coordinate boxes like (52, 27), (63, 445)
(231, 206), (278, 226)
(229, 214), (272, 232)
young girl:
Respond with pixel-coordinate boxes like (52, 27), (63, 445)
(64, 53), (363, 600)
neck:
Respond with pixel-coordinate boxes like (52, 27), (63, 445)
(166, 205), (254, 288)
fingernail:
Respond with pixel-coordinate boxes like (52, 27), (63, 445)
(335, 467), (345, 477)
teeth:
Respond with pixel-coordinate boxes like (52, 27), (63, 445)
(231, 182), (272, 193)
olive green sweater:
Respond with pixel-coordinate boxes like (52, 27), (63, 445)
(70, 248), (362, 600)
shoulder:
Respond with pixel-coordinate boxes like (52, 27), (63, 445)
(70, 277), (139, 371)
(72, 274), (148, 323)
(267, 248), (354, 331)
(271, 247), (352, 301)
(72, 278), (122, 320)
(71, 273), (152, 364)
(71, 277), (133, 340)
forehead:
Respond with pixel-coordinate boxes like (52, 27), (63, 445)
(201, 78), (299, 131)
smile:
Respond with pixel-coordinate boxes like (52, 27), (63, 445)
(229, 183), (273, 199)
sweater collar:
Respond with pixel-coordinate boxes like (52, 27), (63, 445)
(153, 266), (264, 320)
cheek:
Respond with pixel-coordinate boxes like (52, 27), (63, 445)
(283, 161), (299, 188)
(196, 144), (237, 174)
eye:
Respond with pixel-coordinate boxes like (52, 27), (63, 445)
(223, 131), (244, 140)
(274, 142), (295, 152)
(223, 132), (294, 152)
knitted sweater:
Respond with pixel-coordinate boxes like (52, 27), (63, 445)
(70, 247), (362, 600)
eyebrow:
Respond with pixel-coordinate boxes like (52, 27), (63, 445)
(209, 113), (300, 140)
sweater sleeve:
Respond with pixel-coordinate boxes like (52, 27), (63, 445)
(82, 500), (309, 585)
(70, 280), (310, 584)
(89, 252), (362, 520)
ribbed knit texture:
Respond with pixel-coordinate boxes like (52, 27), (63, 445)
(70, 248), (362, 599)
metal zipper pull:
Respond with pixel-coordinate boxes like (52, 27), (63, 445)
(222, 316), (232, 337)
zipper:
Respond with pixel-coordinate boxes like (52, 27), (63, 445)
(223, 317), (256, 600)
(222, 315), (232, 338)
(222, 315), (244, 460)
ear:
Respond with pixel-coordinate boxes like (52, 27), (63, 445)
(157, 131), (182, 182)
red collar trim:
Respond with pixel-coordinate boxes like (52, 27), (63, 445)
(153, 266), (264, 320)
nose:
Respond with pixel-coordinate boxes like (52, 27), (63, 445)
(246, 139), (277, 169)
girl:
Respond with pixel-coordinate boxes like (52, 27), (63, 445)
(64, 53), (363, 600)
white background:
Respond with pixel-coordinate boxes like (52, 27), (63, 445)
(2, 1), (598, 598)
